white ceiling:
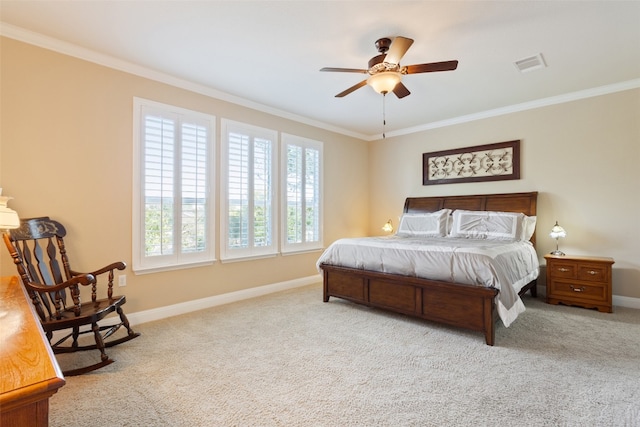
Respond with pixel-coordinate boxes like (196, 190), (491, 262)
(1, 1), (639, 139)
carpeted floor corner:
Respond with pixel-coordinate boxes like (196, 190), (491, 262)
(51, 284), (640, 427)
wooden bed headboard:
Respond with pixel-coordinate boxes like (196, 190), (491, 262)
(403, 191), (538, 244)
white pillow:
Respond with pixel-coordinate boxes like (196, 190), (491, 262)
(449, 210), (526, 241)
(521, 215), (537, 241)
(397, 209), (450, 237)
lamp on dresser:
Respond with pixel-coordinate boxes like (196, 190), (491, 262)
(0, 188), (20, 231)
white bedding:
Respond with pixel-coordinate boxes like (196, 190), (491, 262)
(316, 235), (540, 327)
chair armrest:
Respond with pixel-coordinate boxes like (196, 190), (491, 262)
(70, 262), (126, 301)
(23, 274), (96, 293)
(70, 261), (126, 277)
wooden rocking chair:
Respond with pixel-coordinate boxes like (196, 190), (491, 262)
(3, 217), (140, 376)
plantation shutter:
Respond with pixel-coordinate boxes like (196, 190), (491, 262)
(144, 114), (176, 257)
(282, 134), (323, 253)
(222, 120), (277, 260)
(133, 98), (215, 273)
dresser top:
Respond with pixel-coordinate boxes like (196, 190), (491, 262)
(0, 276), (65, 409)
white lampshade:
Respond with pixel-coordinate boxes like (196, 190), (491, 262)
(549, 221), (566, 239)
(382, 219), (394, 233)
(0, 189), (20, 230)
(367, 72), (401, 94)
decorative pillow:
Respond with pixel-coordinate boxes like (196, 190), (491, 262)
(449, 210), (526, 241)
(521, 215), (537, 241)
(397, 209), (450, 237)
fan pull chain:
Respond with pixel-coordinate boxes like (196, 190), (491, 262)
(382, 92), (387, 139)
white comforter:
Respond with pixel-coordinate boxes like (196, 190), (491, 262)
(316, 236), (539, 327)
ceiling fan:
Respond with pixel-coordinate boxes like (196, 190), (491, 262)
(320, 36), (458, 98)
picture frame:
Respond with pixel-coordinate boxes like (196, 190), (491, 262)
(422, 140), (520, 185)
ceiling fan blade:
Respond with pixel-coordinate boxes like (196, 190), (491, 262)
(320, 67), (368, 73)
(404, 60), (459, 74)
(335, 80), (368, 97)
(392, 82), (411, 99)
(384, 36), (414, 66)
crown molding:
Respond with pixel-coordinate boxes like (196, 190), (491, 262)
(0, 22), (368, 141)
(2, 22), (638, 142)
(379, 78), (640, 140)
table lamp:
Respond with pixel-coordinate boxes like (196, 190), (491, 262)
(549, 221), (566, 256)
(0, 189), (20, 231)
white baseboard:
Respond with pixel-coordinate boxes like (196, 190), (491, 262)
(613, 294), (640, 310)
(125, 274), (322, 326)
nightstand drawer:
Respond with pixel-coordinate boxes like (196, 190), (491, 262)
(577, 264), (609, 283)
(548, 280), (607, 302)
(548, 262), (577, 279)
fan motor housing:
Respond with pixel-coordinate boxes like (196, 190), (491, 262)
(375, 37), (392, 53)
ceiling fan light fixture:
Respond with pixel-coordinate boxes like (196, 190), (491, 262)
(367, 71), (401, 94)
(321, 35), (458, 98)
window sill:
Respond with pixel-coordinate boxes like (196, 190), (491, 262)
(219, 253), (278, 264)
(133, 259), (216, 275)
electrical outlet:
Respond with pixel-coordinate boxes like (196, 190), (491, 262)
(118, 275), (127, 287)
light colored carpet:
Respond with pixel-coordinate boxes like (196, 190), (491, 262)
(51, 284), (640, 427)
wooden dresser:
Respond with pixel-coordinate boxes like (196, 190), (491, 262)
(544, 254), (614, 313)
(0, 276), (65, 427)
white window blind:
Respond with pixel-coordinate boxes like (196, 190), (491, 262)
(180, 122), (208, 254)
(133, 98), (215, 273)
(143, 114), (176, 257)
(221, 120), (277, 260)
(282, 134), (323, 253)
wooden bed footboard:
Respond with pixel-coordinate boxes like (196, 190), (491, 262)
(322, 263), (501, 345)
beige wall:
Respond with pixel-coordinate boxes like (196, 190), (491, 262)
(368, 88), (640, 299)
(0, 37), (369, 312)
(2, 35), (638, 311)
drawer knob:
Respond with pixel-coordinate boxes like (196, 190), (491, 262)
(558, 267), (571, 272)
(587, 270), (598, 275)
(570, 285), (586, 292)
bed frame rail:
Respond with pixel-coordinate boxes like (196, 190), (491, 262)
(322, 264), (500, 345)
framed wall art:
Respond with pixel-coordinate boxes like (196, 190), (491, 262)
(422, 140), (520, 186)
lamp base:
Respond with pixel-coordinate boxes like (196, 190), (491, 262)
(549, 250), (565, 256)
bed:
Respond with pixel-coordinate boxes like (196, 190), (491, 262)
(318, 191), (539, 346)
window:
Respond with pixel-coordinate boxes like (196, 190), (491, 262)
(221, 120), (278, 260)
(133, 98), (215, 273)
(281, 134), (323, 253)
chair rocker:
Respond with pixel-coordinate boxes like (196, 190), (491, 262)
(3, 217), (140, 376)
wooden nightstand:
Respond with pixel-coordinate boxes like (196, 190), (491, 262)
(544, 254), (614, 313)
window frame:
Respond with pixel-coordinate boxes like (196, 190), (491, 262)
(220, 119), (279, 261)
(281, 133), (324, 254)
(132, 97), (215, 274)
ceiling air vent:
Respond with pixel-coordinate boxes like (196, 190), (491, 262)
(514, 53), (546, 73)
